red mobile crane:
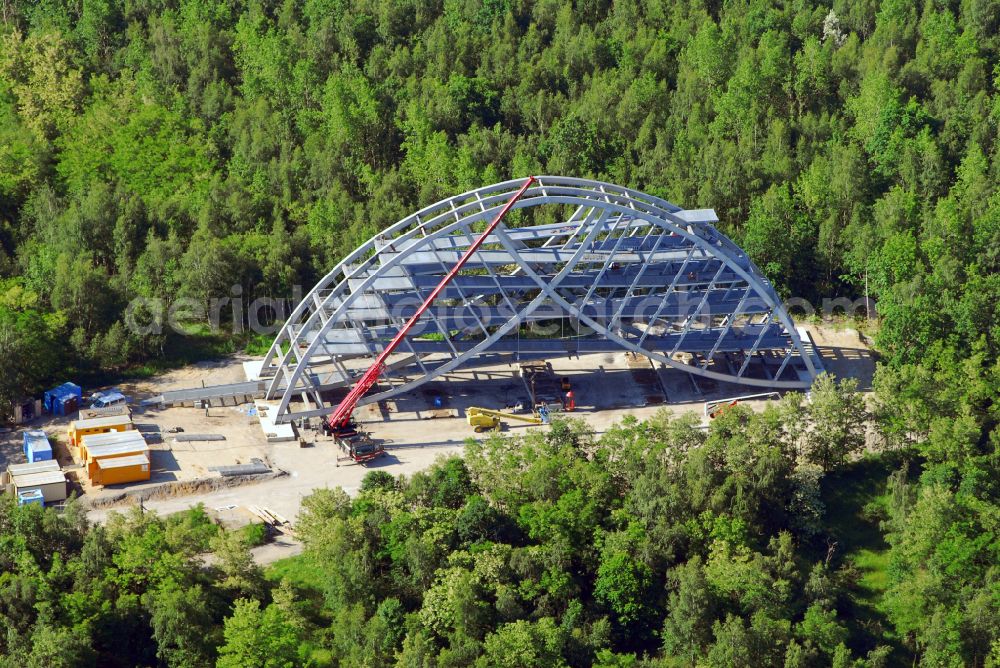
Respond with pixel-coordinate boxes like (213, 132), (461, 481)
(327, 176), (537, 460)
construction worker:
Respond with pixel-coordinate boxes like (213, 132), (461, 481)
(538, 405), (550, 424)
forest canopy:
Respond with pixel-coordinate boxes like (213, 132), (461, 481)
(0, 383), (995, 666)
(0, 0), (998, 387)
(0, 0), (999, 666)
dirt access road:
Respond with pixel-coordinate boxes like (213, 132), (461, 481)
(85, 323), (875, 537)
(86, 437), (466, 525)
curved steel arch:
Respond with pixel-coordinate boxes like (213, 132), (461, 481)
(259, 177), (819, 423)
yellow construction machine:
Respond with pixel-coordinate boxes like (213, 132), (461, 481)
(466, 406), (550, 433)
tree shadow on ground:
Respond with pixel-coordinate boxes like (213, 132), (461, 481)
(817, 451), (919, 662)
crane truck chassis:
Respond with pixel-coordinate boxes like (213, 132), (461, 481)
(323, 419), (387, 464)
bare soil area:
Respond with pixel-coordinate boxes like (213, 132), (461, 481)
(1, 324), (875, 529)
(802, 323), (876, 390)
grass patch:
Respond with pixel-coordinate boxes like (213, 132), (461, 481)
(158, 325), (237, 364)
(854, 548), (890, 596)
(244, 332), (274, 355)
(267, 552), (334, 661)
(267, 552), (327, 592)
(821, 456), (894, 556)
(819, 451), (911, 660)
(306, 648), (335, 667)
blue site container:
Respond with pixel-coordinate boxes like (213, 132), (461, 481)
(23, 430), (53, 463)
(43, 382), (82, 416)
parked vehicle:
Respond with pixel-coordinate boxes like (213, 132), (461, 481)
(89, 389), (130, 409)
(466, 406), (549, 433)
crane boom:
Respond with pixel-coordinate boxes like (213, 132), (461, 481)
(327, 176), (537, 428)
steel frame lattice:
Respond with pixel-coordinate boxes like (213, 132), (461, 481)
(260, 177), (818, 423)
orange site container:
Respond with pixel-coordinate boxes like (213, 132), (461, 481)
(92, 453), (151, 486)
(84, 437), (149, 480)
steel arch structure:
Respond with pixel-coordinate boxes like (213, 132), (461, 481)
(259, 177), (818, 423)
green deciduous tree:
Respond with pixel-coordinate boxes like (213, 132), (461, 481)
(146, 579), (216, 668)
(477, 618), (567, 668)
(801, 375), (867, 471)
(661, 556), (715, 663)
(216, 599), (299, 668)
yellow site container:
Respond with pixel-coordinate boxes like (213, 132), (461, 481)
(68, 415), (133, 447)
(93, 453), (150, 486)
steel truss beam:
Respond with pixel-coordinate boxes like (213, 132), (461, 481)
(260, 177), (818, 422)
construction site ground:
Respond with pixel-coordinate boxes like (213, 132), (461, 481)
(3, 325), (875, 549)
